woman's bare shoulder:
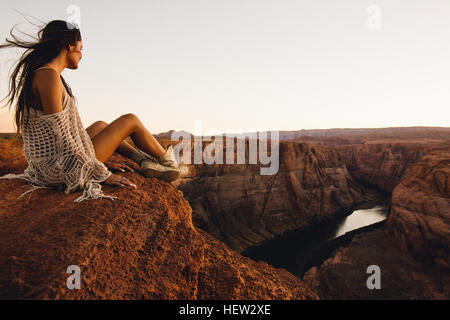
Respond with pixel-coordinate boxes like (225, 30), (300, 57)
(32, 68), (61, 88)
(31, 69), (64, 114)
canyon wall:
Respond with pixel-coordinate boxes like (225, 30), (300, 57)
(0, 136), (318, 299)
(304, 142), (450, 299)
(387, 143), (450, 269)
(336, 143), (427, 192)
(177, 140), (381, 252)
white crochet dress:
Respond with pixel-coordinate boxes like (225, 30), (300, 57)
(0, 77), (115, 202)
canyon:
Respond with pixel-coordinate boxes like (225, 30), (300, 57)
(303, 141), (450, 299)
(175, 139), (384, 252)
(0, 135), (317, 299)
(172, 129), (449, 299)
(0, 127), (448, 299)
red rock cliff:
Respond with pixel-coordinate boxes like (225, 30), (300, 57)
(177, 140), (380, 252)
(0, 135), (318, 300)
(387, 142), (450, 269)
(337, 143), (428, 192)
(303, 141), (450, 299)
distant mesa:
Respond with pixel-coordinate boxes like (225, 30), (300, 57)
(154, 127), (450, 145)
(154, 130), (193, 140)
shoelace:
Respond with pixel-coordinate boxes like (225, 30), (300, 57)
(161, 145), (178, 165)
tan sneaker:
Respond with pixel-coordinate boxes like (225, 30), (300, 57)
(141, 159), (181, 182)
(178, 165), (189, 177)
(158, 144), (180, 168)
(139, 144), (189, 182)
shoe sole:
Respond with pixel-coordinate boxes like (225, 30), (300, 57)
(142, 167), (181, 182)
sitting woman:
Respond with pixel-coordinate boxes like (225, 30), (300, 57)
(0, 20), (187, 202)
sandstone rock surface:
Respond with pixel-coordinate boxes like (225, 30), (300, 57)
(0, 135), (317, 300)
(303, 229), (449, 299)
(337, 143), (427, 192)
(178, 141), (380, 252)
(303, 142), (450, 299)
(387, 142), (450, 269)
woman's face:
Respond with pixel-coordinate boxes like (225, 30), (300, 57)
(67, 40), (83, 69)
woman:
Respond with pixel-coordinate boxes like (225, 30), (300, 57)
(0, 20), (187, 202)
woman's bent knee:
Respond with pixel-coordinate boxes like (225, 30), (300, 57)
(92, 120), (108, 127)
(120, 113), (142, 129)
(86, 120), (108, 138)
(121, 113), (138, 121)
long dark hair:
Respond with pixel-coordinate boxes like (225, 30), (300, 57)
(0, 19), (82, 135)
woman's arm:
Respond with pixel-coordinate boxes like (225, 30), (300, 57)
(34, 69), (64, 115)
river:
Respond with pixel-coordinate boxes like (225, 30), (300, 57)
(332, 204), (387, 239)
(242, 199), (390, 279)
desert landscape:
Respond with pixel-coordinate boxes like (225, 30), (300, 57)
(0, 126), (449, 299)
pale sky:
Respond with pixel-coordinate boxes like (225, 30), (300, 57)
(1, 0), (449, 134)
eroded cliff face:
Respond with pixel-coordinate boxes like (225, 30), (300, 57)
(0, 136), (318, 300)
(177, 141), (381, 252)
(336, 143), (428, 192)
(387, 143), (450, 269)
(303, 229), (449, 299)
(303, 142), (450, 299)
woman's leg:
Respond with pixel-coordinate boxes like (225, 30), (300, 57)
(89, 114), (166, 163)
(86, 120), (136, 157)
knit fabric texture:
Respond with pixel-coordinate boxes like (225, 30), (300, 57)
(0, 88), (114, 202)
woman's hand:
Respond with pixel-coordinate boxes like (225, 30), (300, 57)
(104, 173), (137, 188)
(105, 161), (134, 173)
